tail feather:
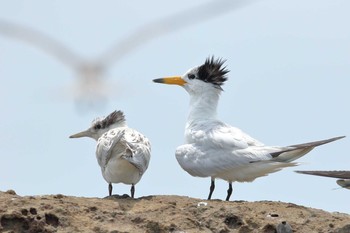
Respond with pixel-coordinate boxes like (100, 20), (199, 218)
(271, 136), (345, 162)
(289, 136), (345, 148)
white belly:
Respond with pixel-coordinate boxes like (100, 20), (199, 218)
(101, 157), (141, 185)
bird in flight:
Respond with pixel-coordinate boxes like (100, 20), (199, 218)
(69, 110), (151, 198)
(0, 0), (256, 111)
(153, 56), (344, 201)
(295, 170), (350, 189)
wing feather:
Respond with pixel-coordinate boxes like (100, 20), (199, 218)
(186, 120), (264, 149)
(181, 121), (307, 180)
(96, 127), (151, 176)
(96, 129), (125, 169)
(121, 129), (151, 175)
(176, 143), (291, 178)
(295, 170), (350, 179)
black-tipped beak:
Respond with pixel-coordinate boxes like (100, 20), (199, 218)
(153, 76), (186, 86)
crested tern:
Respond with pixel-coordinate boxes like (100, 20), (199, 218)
(70, 110), (151, 198)
(153, 56), (344, 201)
(295, 170), (350, 189)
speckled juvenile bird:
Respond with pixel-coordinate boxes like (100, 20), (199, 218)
(69, 110), (151, 198)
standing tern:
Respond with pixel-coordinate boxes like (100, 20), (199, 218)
(69, 110), (151, 198)
(295, 170), (350, 189)
(153, 56), (344, 201)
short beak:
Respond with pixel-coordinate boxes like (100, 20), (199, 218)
(69, 129), (91, 138)
(153, 76), (186, 86)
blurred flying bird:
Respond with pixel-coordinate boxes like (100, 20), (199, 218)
(295, 170), (350, 189)
(0, 0), (256, 111)
(69, 110), (151, 198)
(153, 56), (345, 201)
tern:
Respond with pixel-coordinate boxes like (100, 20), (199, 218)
(295, 170), (350, 189)
(69, 110), (151, 198)
(153, 56), (344, 201)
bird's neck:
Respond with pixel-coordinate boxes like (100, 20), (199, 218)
(187, 90), (220, 124)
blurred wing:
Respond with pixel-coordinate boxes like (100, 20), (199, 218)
(121, 129), (151, 175)
(98, 0), (258, 66)
(0, 19), (82, 68)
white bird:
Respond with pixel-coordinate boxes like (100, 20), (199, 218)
(69, 110), (151, 198)
(153, 56), (344, 201)
(295, 170), (350, 189)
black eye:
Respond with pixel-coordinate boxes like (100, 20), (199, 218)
(188, 74), (195, 80)
(95, 124), (102, 129)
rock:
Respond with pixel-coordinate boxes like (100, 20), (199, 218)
(276, 221), (293, 233)
(0, 191), (349, 232)
(5, 190), (16, 195)
(335, 224), (350, 233)
(261, 223), (276, 233)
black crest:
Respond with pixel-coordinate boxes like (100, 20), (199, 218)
(93, 110), (125, 130)
(197, 56), (229, 87)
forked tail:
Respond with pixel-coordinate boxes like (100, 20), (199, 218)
(271, 136), (345, 163)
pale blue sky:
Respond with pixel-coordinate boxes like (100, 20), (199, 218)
(0, 0), (349, 214)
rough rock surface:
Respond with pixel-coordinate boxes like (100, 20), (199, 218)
(0, 190), (349, 233)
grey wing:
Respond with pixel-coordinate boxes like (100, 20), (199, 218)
(121, 129), (151, 175)
(0, 19), (81, 67)
(98, 0), (257, 66)
(270, 136), (345, 162)
(295, 170), (350, 179)
(296, 170), (350, 190)
(96, 130), (125, 169)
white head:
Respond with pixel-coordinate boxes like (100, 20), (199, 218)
(153, 56), (229, 95)
(69, 110), (126, 140)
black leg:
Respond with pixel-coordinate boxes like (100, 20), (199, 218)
(225, 182), (233, 201)
(108, 183), (112, 196)
(207, 179), (215, 200)
(131, 184), (135, 198)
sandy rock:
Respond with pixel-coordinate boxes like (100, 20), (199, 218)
(0, 191), (349, 233)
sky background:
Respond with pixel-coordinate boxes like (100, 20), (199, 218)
(0, 0), (349, 214)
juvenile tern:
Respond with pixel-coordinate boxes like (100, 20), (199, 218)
(153, 56), (344, 201)
(295, 170), (350, 189)
(69, 110), (151, 198)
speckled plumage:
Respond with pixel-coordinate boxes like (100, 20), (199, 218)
(70, 110), (151, 198)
